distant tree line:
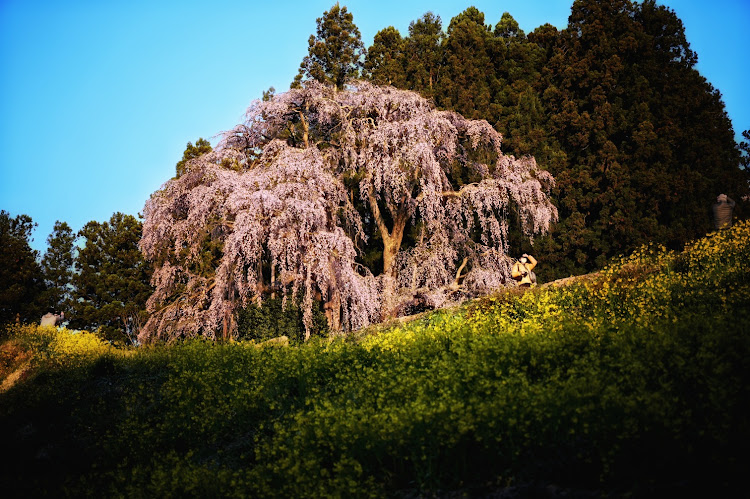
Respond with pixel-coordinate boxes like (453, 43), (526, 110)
(0, 210), (152, 344)
(0, 137), (215, 342)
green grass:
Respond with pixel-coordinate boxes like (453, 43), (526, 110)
(1, 222), (749, 497)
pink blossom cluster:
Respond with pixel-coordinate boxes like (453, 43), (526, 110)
(139, 81), (557, 342)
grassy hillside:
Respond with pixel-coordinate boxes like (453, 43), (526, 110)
(1, 222), (749, 497)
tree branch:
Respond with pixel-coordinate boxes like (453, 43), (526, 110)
(455, 257), (469, 282)
(367, 183), (390, 242)
(414, 182), (479, 203)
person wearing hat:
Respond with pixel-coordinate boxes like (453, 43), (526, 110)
(712, 194), (736, 230)
(512, 253), (537, 288)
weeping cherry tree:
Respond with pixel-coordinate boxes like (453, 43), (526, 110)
(139, 81), (557, 342)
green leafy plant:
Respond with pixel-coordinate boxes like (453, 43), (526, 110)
(236, 296), (328, 344)
(1, 222), (748, 497)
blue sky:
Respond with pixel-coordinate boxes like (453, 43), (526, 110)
(1, 0), (748, 254)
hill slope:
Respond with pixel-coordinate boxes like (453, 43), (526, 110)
(1, 222), (749, 497)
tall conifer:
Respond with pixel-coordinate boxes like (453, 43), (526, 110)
(292, 3), (365, 90)
(40, 221), (75, 315)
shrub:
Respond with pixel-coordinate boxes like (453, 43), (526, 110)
(236, 296), (328, 344)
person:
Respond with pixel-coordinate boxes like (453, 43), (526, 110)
(512, 253), (537, 288)
(712, 194), (736, 230)
(40, 311), (64, 327)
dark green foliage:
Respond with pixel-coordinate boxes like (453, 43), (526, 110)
(364, 26), (406, 87)
(292, 3), (365, 90)
(436, 7), (494, 120)
(70, 213), (152, 344)
(740, 129), (750, 170)
(535, 0), (748, 278)
(261, 86), (275, 102)
(236, 297), (328, 344)
(40, 221), (75, 316)
(175, 137), (212, 178)
(0, 211), (45, 325)
(403, 12), (445, 98)
(495, 11), (525, 39)
(364, 0), (749, 281)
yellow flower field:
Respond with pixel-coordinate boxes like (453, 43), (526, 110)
(1, 221), (748, 497)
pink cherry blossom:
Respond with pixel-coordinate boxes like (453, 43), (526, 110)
(139, 81), (557, 342)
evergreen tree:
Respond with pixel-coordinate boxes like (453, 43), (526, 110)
(175, 138), (212, 178)
(436, 7), (494, 119)
(40, 221), (75, 316)
(292, 3), (365, 90)
(495, 11), (525, 39)
(0, 211), (45, 325)
(262, 86), (276, 102)
(365, 26), (407, 87)
(403, 12), (445, 98)
(537, 0), (748, 276)
(70, 213), (152, 344)
(636, 0), (747, 237)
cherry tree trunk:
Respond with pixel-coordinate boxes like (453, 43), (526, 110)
(382, 217), (407, 278)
